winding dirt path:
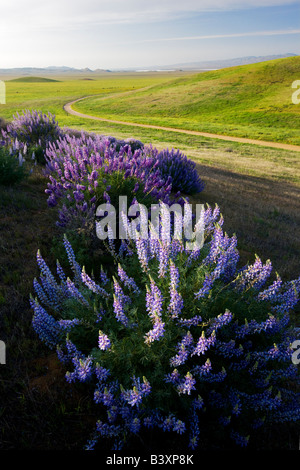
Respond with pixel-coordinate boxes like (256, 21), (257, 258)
(64, 94), (300, 152)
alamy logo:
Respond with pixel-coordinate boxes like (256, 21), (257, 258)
(0, 80), (5, 105)
(0, 341), (6, 364)
(292, 80), (300, 104)
(95, 198), (205, 251)
(291, 339), (300, 365)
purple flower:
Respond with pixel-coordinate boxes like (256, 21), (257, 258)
(98, 331), (111, 350)
(96, 420), (121, 438)
(170, 332), (194, 366)
(164, 368), (181, 385)
(94, 385), (116, 407)
(144, 318), (165, 344)
(230, 431), (249, 447)
(144, 277), (165, 343)
(128, 418), (141, 434)
(168, 261), (184, 318)
(121, 376), (151, 407)
(192, 330), (216, 357)
(44, 132), (185, 231)
(173, 419), (186, 434)
(66, 278), (89, 306)
(113, 277), (130, 326)
(113, 294), (129, 327)
(146, 277), (163, 319)
(258, 274), (282, 301)
(192, 358), (212, 377)
(95, 364), (110, 382)
(161, 415), (176, 432)
(117, 264), (140, 294)
(66, 355), (93, 383)
(206, 309), (233, 335)
(81, 267), (110, 298)
(156, 148), (204, 195)
(177, 372), (196, 395)
(31, 297), (61, 348)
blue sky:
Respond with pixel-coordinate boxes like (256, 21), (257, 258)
(0, 0), (299, 69)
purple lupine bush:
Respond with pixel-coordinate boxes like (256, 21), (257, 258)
(156, 148), (205, 195)
(44, 131), (205, 272)
(44, 132), (205, 230)
(44, 132), (185, 234)
(1, 109), (63, 163)
(30, 203), (299, 451)
(0, 127), (39, 178)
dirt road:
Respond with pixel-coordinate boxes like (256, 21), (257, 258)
(64, 95), (300, 152)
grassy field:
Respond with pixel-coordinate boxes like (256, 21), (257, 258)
(0, 71), (187, 129)
(73, 56), (300, 145)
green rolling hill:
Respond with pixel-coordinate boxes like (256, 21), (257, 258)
(9, 76), (60, 83)
(74, 56), (300, 145)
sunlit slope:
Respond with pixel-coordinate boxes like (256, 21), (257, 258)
(75, 56), (300, 144)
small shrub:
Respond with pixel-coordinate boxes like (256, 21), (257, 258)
(45, 132), (180, 268)
(30, 203), (299, 451)
(156, 148), (205, 195)
(45, 133), (182, 231)
(2, 109), (63, 162)
(29, 144), (46, 165)
(0, 146), (27, 186)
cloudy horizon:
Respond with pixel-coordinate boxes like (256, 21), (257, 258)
(0, 0), (299, 69)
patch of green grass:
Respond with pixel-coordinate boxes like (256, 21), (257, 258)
(0, 147), (28, 186)
(0, 72), (186, 128)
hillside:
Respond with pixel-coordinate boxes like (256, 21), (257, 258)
(74, 56), (300, 145)
(9, 77), (60, 83)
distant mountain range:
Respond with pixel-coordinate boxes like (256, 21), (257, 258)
(0, 54), (297, 76)
(0, 66), (112, 77)
(135, 53), (298, 71)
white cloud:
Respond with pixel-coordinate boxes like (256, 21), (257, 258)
(0, 0), (297, 30)
(139, 28), (300, 42)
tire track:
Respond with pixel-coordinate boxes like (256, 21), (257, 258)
(64, 94), (300, 152)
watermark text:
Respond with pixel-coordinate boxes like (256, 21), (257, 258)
(0, 80), (5, 104)
(95, 198), (205, 251)
(0, 340), (6, 364)
(292, 80), (300, 104)
(291, 339), (300, 365)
